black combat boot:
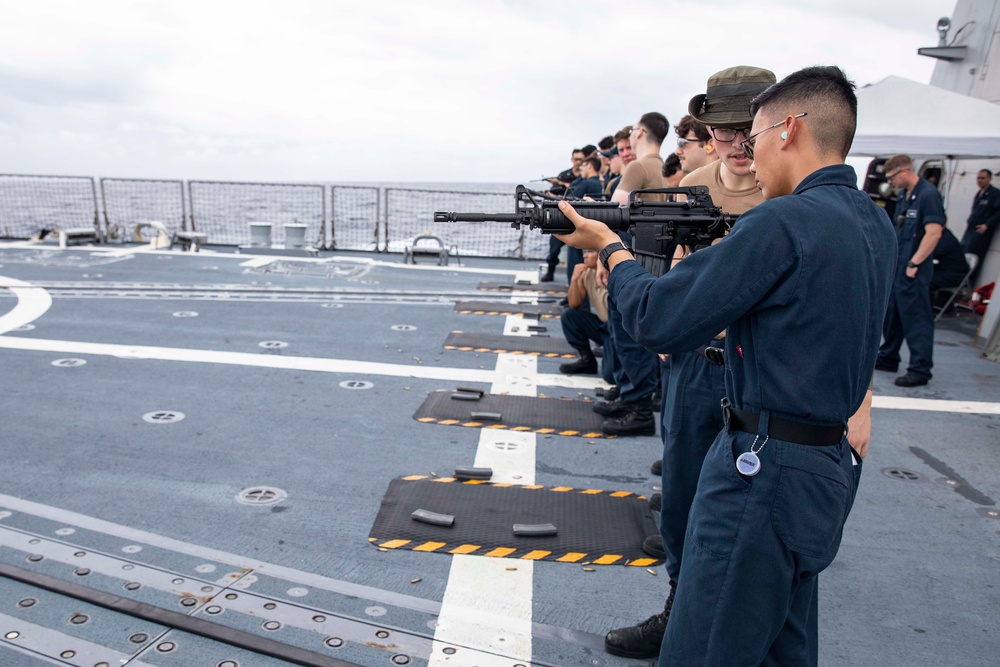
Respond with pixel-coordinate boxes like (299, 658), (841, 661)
(604, 580), (676, 658)
(540, 264), (556, 282)
(602, 401), (655, 436)
(642, 534), (665, 558)
(559, 349), (598, 375)
(648, 492), (661, 512)
(592, 398), (630, 418)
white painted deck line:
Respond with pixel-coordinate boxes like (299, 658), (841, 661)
(429, 320), (538, 665)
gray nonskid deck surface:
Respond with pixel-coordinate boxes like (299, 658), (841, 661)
(0, 242), (998, 666)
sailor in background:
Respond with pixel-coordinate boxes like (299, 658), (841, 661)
(961, 168), (1000, 286)
(876, 154), (945, 387)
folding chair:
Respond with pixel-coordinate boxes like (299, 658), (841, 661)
(933, 253), (978, 322)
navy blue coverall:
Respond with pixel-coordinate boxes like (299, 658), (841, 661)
(659, 345), (725, 584)
(607, 165), (895, 666)
(961, 183), (1000, 285)
(876, 178), (945, 382)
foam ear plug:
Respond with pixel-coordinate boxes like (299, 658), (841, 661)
(781, 131), (788, 140)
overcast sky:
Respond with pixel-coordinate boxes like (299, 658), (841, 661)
(0, 0), (956, 184)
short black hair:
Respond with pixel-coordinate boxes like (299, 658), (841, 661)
(663, 152), (682, 178)
(750, 66), (857, 159)
(598, 135), (615, 151)
(581, 144), (598, 157)
(638, 112), (669, 146)
(583, 155), (602, 173)
(979, 169), (993, 177)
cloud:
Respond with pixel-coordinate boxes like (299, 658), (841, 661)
(0, 0), (959, 183)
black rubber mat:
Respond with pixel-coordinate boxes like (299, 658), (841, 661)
(443, 331), (576, 358)
(414, 389), (614, 438)
(454, 300), (563, 318)
(478, 281), (566, 296)
(369, 475), (662, 567)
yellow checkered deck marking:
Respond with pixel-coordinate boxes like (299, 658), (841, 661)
(443, 345), (574, 358)
(370, 477), (655, 566)
(456, 308), (559, 319)
(414, 416), (617, 438)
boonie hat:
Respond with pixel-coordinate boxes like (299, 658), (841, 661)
(688, 66), (776, 127)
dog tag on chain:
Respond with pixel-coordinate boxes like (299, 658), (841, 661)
(736, 452), (761, 476)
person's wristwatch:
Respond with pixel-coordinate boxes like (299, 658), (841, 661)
(907, 260), (918, 269)
(599, 242), (633, 270)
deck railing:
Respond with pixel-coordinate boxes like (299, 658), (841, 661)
(0, 174), (544, 259)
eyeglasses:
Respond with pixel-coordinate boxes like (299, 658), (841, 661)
(708, 126), (751, 143)
(739, 112), (808, 159)
(884, 169), (906, 180)
(629, 126), (644, 136)
(676, 137), (704, 149)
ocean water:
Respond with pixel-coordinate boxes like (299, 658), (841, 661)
(0, 177), (549, 259)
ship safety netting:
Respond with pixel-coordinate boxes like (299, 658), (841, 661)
(0, 175), (99, 240)
(187, 180), (325, 247)
(100, 178), (186, 243)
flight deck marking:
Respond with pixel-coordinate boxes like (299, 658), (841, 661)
(2, 275), (999, 411)
(430, 316), (538, 666)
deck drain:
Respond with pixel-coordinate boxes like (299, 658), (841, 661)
(51, 358), (87, 367)
(218, 662), (239, 667)
(70, 613), (89, 624)
(122, 545), (142, 554)
(882, 468), (921, 482)
(258, 341), (288, 349)
(262, 621), (282, 631)
(391, 325), (417, 331)
(339, 380), (373, 390)
(17, 598), (36, 608)
(392, 655), (411, 665)
(156, 641), (176, 653)
(143, 411), (185, 424)
(235, 486), (287, 506)
(324, 637), (344, 649)
(365, 606), (387, 617)
(287, 587), (308, 597)
(55, 528), (75, 536)
(173, 311), (199, 318)
(129, 633), (149, 644)
(196, 564), (217, 573)
(14, 324), (34, 331)
(322, 303), (344, 309)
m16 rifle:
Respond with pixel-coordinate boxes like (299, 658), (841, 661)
(434, 185), (737, 276)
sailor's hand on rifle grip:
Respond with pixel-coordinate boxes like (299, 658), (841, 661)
(552, 201), (621, 251)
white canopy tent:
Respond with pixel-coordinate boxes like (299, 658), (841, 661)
(850, 75), (1000, 159)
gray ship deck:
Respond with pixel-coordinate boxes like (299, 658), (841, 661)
(0, 240), (997, 667)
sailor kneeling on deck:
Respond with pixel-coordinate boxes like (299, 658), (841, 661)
(554, 66), (895, 666)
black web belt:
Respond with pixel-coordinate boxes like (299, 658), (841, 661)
(722, 402), (844, 446)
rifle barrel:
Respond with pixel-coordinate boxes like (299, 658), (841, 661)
(433, 212), (518, 223)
